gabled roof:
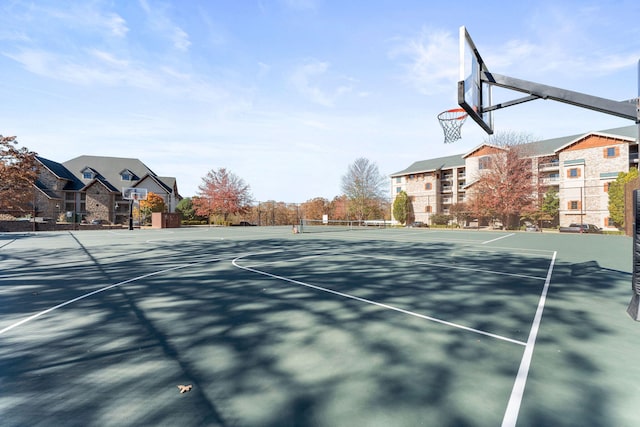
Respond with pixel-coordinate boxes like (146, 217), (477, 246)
(390, 124), (638, 177)
(89, 176), (120, 192)
(34, 179), (63, 199)
(554, 128), (637, 153)
(462, 144), (505, 159)
(63, 155), (159, 193)
(391, 153), (465, 177)
(80, 166), (99, 174)
(136, 173), (173, 193)
(517, 125), (636, 157)
(159, 177), (181, 200)
(118, 168), (139, 180)
(35, 156), (84, 191)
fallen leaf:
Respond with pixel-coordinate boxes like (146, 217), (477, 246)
(177, 384), (193, 394)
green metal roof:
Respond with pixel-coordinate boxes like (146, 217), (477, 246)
(391, 125), (637, 177)
(390, 153), (465, 177)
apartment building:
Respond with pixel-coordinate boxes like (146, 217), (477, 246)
(34, 155), (181, 224)
(390, 125), (638, 230)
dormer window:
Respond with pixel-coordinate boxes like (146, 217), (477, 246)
(119, 169), (136, 181)
(81, 167), (96, 180)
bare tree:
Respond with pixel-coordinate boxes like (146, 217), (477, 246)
(341, 157), (388, 221)
(0, 135), (38, 215)
(194, 168), (253, 223)
(469, 131), (538, 229)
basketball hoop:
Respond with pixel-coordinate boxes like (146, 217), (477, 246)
(438, 108), (468, 143)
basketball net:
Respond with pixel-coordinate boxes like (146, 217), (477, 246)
(438, 108), (468, 143)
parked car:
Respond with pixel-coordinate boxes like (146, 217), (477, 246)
(558, 223), (602, 233)
(525, 224), (540, 232)
(409, 221), (428, 228)
(235, 221), (256, 226)
(90, 219), (109, 225)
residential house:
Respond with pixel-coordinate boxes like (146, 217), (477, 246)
(34, 155), (181, 224)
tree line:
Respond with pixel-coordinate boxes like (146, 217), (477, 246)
(1, 133), (634, 229)
(177, 157), (390, 226)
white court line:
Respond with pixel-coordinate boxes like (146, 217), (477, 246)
(483, 233), (515, 244)
(0, 257), (222, 336)
(232, 254), (526, 346)
(501, 250), (557, 427)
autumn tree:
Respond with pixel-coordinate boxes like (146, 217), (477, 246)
(194, 168), (253, 223)
(138, 192), (166, 224)
(469, 131), (537, 229)
(330, 195), (348, 220)
(449, 202), (470, 227)
(301, 197), (330, 220)
(341, 157), (388, 221)
(0, 135), (38, 214)
(140, 192), (166, 213)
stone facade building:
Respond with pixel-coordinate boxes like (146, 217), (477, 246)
(391, 125), (637, 230)
(33, 155), (181, 225)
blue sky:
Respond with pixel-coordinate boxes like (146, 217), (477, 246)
(1, 0), (639, 202)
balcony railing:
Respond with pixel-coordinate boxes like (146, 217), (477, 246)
(541, 176), (560, 185)
(539, 161), (560, 170)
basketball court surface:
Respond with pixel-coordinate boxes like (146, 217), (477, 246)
(1, 226), (636, 426)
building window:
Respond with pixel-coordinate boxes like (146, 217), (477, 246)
(606, 217), (615, 227)
(604, 147), (618, 158)
(478, 156), (491, 170)
(121, 173), (131, 181)
(396, 187), (401, 194)
(425, 206), (432, 213)
(604, 182), (611, 192)
(396, 177), (401, 183)
(568, 200), (581, 210)
(83, 172), (93, 179)
(567, 168), (580, 178)
(425, 183), (432, 190)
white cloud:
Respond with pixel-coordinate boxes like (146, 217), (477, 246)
(138, 0), (191, 51)
(389, 28), (458, 96)
(170, 26), (191, 51)
(290, 59), (353, 107)
(105, 13), (129, 38)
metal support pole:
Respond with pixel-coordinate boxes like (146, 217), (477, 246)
(128, 200), (133, 230)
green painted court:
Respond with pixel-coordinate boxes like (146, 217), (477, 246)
(0, 227), (636, 426)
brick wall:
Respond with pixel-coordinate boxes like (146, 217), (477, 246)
(0, 221), (124, 232)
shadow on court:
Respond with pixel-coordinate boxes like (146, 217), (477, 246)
(0, 230), (636, 427)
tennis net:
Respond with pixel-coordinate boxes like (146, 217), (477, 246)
(299, 219), (387, 233)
